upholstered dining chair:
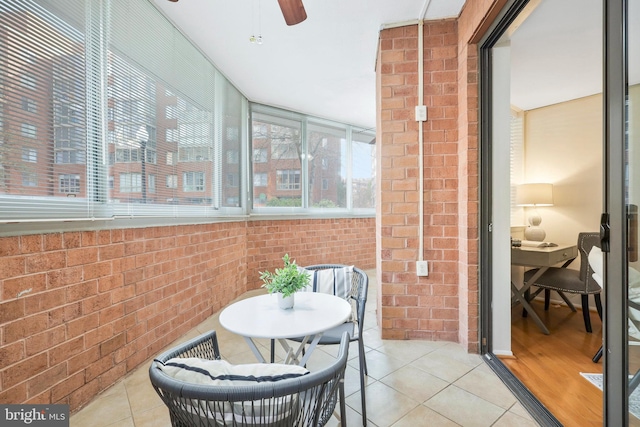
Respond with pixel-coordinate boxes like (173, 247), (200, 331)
(149, 330), (350, 426)
(523, 232), (603, 332)
(292, 264), (369, 426)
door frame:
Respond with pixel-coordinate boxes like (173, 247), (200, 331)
(478, 0), (631, 424)
(603, 0), (628, 424)
(478, 1), (563, 425)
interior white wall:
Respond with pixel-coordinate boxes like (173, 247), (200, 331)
(492, 44), (513, 356)
(524, 94), (603, 241)
(521, 94), (603, 307)
(628, 85), (640, 271)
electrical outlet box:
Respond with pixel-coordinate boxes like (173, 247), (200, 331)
(415, 105), (427, 121)
(416, 260), (429, 276)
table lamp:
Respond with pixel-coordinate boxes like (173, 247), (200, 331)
(516, 183), (554, 241)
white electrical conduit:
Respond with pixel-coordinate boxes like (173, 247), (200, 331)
(418, 19), (425, 262)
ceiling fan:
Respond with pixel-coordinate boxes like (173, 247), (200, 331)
(167, 0), (307, 26)
(277, 0), (307, 26)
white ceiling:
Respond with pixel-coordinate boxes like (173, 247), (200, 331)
(509, 0), (602, 111)
(152, 0), (465, 129)
(152, 0), (635, 128)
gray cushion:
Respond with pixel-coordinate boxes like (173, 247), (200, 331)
(524, 267), (600, 294)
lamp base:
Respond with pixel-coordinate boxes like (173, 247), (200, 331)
(524, 226), (546, 241)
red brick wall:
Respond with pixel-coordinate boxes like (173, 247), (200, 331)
(0, 217), (374, 411)
(377, 20), (461, 342)
(246, 218), (376, 289)
(376, 0), (504, 350)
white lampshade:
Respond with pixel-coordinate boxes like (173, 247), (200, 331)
(516, 183), (554, 206)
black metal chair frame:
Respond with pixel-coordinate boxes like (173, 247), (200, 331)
(149, 330), (349, 427)
(524, 232), (603, 332)
(289, 264), (369, 426)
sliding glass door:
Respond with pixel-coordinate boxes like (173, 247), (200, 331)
(596, 0), (640, 424)
(605, 0), (640, 424)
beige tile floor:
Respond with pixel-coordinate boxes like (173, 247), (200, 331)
(70, 272), (540, 427)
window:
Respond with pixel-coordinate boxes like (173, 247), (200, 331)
(183, 171), (204, 192)
(226, 150), (239, 164)
(22, 172), (37, 187)
(22, 148), (37, 163)
(253, 123), (267, 138)
(165, 105), (177, 119)
(271, 141), (299, 160)
(307, 121), (346, 208)
(227, 173), (238, 187)
(0, 1), (370, 224)
(166, 128), (178, 142)
(21, 97), (36, 113)
(120, 173), (142, 193)
(277, 170), (301, 190)
(59, 174), (80, 193)
(253, 148), (267, 163)
(20, 47), (36, 64)
(179, 146), (211, 162)
(351, 129), (376, 209)
(21, 73), (36, 90)
(254, 173), (267, 186)
(21, 123), (36, 139)
(250, 105), (376, 211)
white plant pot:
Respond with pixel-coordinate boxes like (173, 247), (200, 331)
(277, 293), (294, 309)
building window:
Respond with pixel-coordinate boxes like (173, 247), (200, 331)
(22, 148), (37, 163)
(20, 73), (36, 90)
(166, 175), (177, 188)
(165, 105), (177, 119)
(226, 150), (239, 164)
(322, 178), (329, 190)
(252, 123), (267, 138)
(166, 152), (175, 165)
(276, 169), (301, 190)
(22, 172), (37, 187)
(59, 174), (80, 193)
(166, 128), (177, 142)
(148, 174), (156, 193)
(183, 171), (204, 192)
(20, 47), (36, 64)
(271, 141), (299, 160)
(253, 148), (267, 163)
(179, 147), (210, 162)
(21, 97), (36, 113)
(21, 123), (36, 139)
(120, 173), (142, 193)
(227, 173), (238, 187)
(253, 173), (267, 187)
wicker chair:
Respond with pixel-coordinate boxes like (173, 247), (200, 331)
(149, 330), (349, 427)
(291, 264), (369, 425)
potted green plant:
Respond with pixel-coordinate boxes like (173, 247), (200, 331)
(260, 254), (310, 309)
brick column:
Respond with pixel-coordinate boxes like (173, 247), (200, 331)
(377, 20), (460, 341)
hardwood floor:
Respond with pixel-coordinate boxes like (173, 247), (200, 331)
(502, 300), (603, 426)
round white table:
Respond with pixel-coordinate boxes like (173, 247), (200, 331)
(219, 292), (352, 365)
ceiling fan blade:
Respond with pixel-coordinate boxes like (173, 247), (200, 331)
(277, 0), (307, 26)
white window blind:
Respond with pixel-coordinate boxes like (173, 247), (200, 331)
(510, 109), (525, 226)
(0, 0), (245, 222)
(0, 0), (91, 220)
